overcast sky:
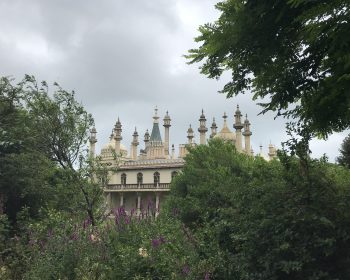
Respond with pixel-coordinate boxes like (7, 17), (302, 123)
(0, 0), (347, 161)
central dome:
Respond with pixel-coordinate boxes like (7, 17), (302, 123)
(214, 113), (236, 142)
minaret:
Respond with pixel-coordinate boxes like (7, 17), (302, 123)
(114, 118), (122, 155)
(234, 105), (243, 152)
(171, 144), (175, 159)
(89, 127), (97, 157)
(144, 129), (150, 149)
(242, 114), (252, 155)
(163, 111), (171, 157)
(131, 127), (139, 160)
(198, 109), (208, 145)
(268, 143), (277, 160)
(210, 117), (217, 138)
(148, 107), (165, 159)
(187, 125), (194, 145)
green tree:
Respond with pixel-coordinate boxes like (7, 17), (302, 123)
(166, 139), (350, 279)
(186, 0), (350, 137)
(0, 77), (54, 225)
(23, 75), (111, 225)
(0, 75), (110, 226)
(337, 133), (350, 168)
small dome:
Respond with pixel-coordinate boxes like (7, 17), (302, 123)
(214, 113), (236, 142)
(102, 138), (128, 157)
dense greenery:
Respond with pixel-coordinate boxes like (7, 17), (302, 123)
(166, 139), (350, 279)
(337, 134), (350, 168)
(186, 0), (350, 137)
(1, 75), (350, 279)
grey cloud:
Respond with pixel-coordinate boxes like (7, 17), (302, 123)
(0, 0), (345, 161)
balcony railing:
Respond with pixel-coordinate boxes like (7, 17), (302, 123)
(105, 183), (170, 191)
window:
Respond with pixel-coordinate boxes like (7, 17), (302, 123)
(121, 173), (127, 185)
(137, 172), (143, 184)
(153, 171), (160, 185)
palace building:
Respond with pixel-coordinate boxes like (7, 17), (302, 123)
(89, 106), (277, 215)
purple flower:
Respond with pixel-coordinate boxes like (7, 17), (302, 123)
(70, 232), (78, 241)
(182, 265), (190, 276)
(151, 236), (166, 248)
(204, 272), (210, 280)
(151, 239), (160, 248)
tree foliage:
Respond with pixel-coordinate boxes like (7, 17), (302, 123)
(337, 133), (350, 168)
(186, 0), (350, 137)
(165, 139), (350, 279)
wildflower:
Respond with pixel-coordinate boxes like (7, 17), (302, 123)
(151, 235), (166, 248)
(182, 265), (190, 276)
(90, 233), (100, 242)
(138, 247), (148, 257)
(204, 272), (210, 280)
(151, 239), (160, 248)
(70, 232), (78, 241)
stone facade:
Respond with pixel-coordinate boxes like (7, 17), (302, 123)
(90, 106), (277, 215)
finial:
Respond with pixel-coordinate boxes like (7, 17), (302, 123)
(153, 106), (159, 123)
(223, 112), (227, 119)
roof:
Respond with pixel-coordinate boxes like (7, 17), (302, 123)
(150, 122), (162, 142)
(119, 158), (185, 170)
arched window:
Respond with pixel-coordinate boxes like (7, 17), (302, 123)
(137, 172), (143, 184)
(171, 171), (178, 180)
(153, 171), (160, 186)
(121, 173), (127, 185)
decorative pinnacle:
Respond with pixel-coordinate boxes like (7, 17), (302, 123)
(89, 127), (97, 143)
(198, 109), (208, 133)
(243, 113), (252, 136)
(234, 104), (243, 130)
(211, 117), (217, 128)
(133, 127), (138, 137)
(163, 110), (171, 127)
(144, 129), (150, 142)
(187, 124), (194, 140)
(153, 106), (159, 123)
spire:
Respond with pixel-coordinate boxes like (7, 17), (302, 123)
(150, 107), (162, 142)
(132, 127), (139, 143)
(114, 117), (122, 141)
(153, 106), (159, 124)
(163, 110), (171, 128)
(131, 127), (139, 160)
(187, 124), (194, 144)
(243, 114), (252, 136)
(144, 129), (150, 143)
(89, 127), (97, 144)
(234, 105), (243, 129)
(198, 109), (208, 145)
(89, 126), (97, 157)
(210, 117), (217, 138)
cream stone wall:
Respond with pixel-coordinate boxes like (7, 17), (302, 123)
(109, 168), (181, 185)
(107, 191), (166, 212)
